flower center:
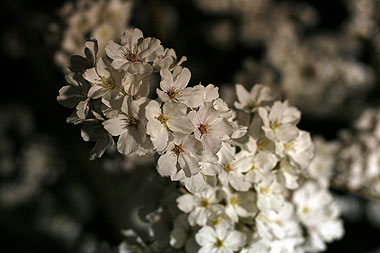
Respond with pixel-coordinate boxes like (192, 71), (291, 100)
(215, 238), (224, 248)
(122, 48), (139, 63)
(302, 206), (310, 215)
(200, 198), (209, 207)
(230, 196), (239, 206)
(124, 115), (138, 127)
(166, 87), (179, 100)
(157, 113), (170, 130)
(284, 142), (295, 152)
(270, 120), (280, 130)
(224, 162), (233, 172)
(198, 123), (209, 137)
(212, 217), (223, 226)
(172, 144), (184, 157)
(99, 76), (116, 89)
(157, 113), (168, 124)
(260, 187), (271, 194)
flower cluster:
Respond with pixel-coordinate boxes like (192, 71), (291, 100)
(55, 0), (132, 71)
(335, 108), (380, 199)
(58, 27), (346, 252)
(194, 0), (376, 120)
(168, 86), (343, 253)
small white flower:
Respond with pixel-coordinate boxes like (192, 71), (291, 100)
(83, 57), (123, 100)
(247, 114), (275, 153)
(255, 180), (286, 212)
(102, 97), (149, 155)
(234, 84), (276, 112)
(256, 202), (301, 241)
(259, 100), (300, 143)
(171, 167), (210, 193)
(188, 103), (233, 155)
(279, 130), (314, 170)
(177, 186), (223, 226)
(195, 222), (246, 253)
(293, 182), (343, 241)
(237, 150), (278, 187)
(193, 83), (220, 104)
(153, 47), (187, 71)
(217, 143), (251, 191)
(157, 67), (202, 107)
(105, 28), (163, 74)
(222, 187), (257, 223)
(145, 100), (192, 152)
(157, 134), (201, 178)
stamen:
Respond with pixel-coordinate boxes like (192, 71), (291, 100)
(166, 87), (179, 100)
(230, 196), (238, 206)
(172, 144), (184, 157)
(200, 198), (209, 207)
(97, 76), (116, 89)
(157, 114), (168, 124)
(198, 123), (209, 137)
(224, 162), (233, 172)
(215, 238), (224, 248)
(121, 47), (139, 63)
(157, 113), (169, 130)
(124, 115), (138, 127)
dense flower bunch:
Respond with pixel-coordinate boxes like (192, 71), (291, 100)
(194, 0), (376, 120)
(55, 0), (132, 70)
(58, 27), (345, 252)
(335, 108), (380, 199)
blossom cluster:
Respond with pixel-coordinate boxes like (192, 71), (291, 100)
(194, 0), (376, 120)
(57, 27), (345, 252)
(335, 108), (380, 199)
(55, 0), (132, 71)
(167, 90), (344, 252)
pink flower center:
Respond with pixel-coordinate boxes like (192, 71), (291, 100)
(172, 144), (184, 157)
(166, 87), (179, 100)
(198, 123), (209, 137)
(122, 48), (139, 63)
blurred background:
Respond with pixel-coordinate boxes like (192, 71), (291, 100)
(1, 0), (380, 252)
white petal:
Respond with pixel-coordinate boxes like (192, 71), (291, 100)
(147, 121), (168, 152)
(195, 226), (217, 246)
(157, 152), (177, 176)
(183, 173), (207, 193)
(225, 230), (246, 250)
(105, 40), (123, 59)
(167, 116), (194, 134)
(103, 115), (125, 136)
(181, 153), (200, 176)
(117, 129), (138, 155)
(177, 194), (195, 213)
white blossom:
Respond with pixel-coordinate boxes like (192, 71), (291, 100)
(235, 84), (276, 112)
(105, 28), (163, 74)
(145, 100), (192, 152)
(177, 186), (223, 226)
(188, 103), (233, 155)
(157, 67), (202, 107)
(83, 57), (124, 100)
(259, 100), (300, 144)
(102, 96), (149, 155)
(195, 222), (246, 253)
(157, 134), (201, 178)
